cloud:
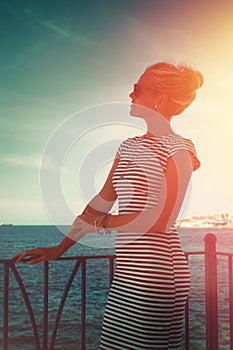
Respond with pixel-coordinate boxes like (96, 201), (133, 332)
(1, 116), (54, 133)
(1, 153), (60, 171)
(37, 18), (77, 40)
(23, 8), (99, 47)
(0, 153), (68, 173)
(37, 18), (100, 48)
(0, 198), (41, 209)
(1, 153), (42, 168)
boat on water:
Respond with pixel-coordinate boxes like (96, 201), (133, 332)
(0, 223), (13, 227)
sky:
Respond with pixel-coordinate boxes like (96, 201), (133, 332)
(1, 0), (233, 225)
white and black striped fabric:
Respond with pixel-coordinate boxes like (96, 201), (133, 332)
(99, 133), (200, 350)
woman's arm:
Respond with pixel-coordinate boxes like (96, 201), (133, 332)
(65, 154), (119, 242)
(12, 155), (120, 263)
(79, 154), (119, 216)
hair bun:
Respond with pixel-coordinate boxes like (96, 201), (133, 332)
(194, 71), (204, 89)
(178, 65), (204, 91)
(143, 62), (203, 114)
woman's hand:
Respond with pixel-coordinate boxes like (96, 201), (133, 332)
(12, 246), (62, 265)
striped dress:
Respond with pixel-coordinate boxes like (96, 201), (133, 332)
(99, 133), (200, 350)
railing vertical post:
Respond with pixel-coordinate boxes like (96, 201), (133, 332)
(204, 233), (218, 350)
(81, 259), (86, 350)
(184, 253), (189, 350)
(109, 256), (114, 287)
(185, 298), (190, 350)
(43, 262), (49, 350)
(229, 256), (233, 350)
(3, 263), (9, 350)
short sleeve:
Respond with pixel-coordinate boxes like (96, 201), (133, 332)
(168, 137), (201, 171)
(116, 140), (124, 158)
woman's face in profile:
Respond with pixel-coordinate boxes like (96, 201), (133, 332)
(129, 74), (159, 117)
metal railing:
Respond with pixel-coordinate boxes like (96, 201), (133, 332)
(1, 233), (233, 350)
(184, 233), (233, 350)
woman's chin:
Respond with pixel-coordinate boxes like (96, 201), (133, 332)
(130, 105), (140, 117)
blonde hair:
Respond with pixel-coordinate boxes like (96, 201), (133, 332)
(144, 62), (203, 113)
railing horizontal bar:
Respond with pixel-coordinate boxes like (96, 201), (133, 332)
(1, 255), (116, 264)
(58, 255), (116, 260)
(3, 251), (233, 265)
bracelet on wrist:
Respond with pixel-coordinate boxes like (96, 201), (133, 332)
(102, 213), (111, 234)
(95, 213), (112, 235)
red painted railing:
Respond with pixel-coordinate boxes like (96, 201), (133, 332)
(1, 233), (233, 350)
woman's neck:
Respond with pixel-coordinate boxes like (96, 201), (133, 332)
(145, 111), (174, 137)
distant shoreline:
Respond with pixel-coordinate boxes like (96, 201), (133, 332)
(1, 224), (233, 231)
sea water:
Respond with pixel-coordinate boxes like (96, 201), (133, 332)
(1, 226), (233, 350)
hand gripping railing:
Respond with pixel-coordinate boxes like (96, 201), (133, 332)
(1, 233), (233, 350)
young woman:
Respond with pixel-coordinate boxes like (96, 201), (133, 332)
(13, 62), (203, 349)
